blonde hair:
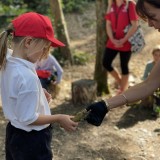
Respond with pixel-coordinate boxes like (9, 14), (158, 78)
(0, 24), (51, 70)
(152, 45), (160, 55)
(0, 23), (14, 70)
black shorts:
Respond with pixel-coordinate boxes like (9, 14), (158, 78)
(5, 122), (53, 160)
(103, 48), (132, 75)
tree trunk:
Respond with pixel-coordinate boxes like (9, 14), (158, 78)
(49, 0), (73, 65)
(94, 0), (109, 96)
(72, 79), (97, 105)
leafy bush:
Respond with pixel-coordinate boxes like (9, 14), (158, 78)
(23, 0), (49, 14)
(0, 1), (27, 28)
(52, 49), (91, 66)
(0, 0), (50, 28)
(0, 0), (95, 28)
(62, 0), (95, 13)
(52, 48), (67, 67)
(73, 52), (90, 65)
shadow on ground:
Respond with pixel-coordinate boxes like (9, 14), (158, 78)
(116, 105), (157, 129)
(50, 100), (86, 116)
(51, 100), (157, 130)
(50, 101), (134, 160)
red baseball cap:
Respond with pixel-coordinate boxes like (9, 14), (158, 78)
(12, 12), (65, 47)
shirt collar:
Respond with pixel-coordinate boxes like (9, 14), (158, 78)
(6, 50), (35, 70)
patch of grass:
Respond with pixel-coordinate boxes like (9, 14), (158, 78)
(73, 51), (93, 65)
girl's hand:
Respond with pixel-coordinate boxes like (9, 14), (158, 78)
(111, 38), (119, 45)
(119, 38), (127, 46)
(57, 114), (78, 132)
(111, 39), (123, 48)
(114, 43), (123, 48)
(51, 80), (58, 85)
(43, 88), (52, 103)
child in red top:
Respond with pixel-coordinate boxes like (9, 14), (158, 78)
(103, 0), (139, 94)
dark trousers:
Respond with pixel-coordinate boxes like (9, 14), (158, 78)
(39, 78), (50, 90)
(103, 48), (132, 75)
(5, 122), (53, 160)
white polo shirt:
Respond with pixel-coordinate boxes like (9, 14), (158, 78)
(0, 53), (51, 132)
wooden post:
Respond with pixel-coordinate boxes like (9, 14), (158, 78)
(72, 79), (97, 105)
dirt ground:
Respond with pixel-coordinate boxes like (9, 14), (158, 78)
(1, 2), (160, 160)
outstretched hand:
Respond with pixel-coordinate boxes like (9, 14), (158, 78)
(85, 100), (109, 126)
(58, 115), (78, 132)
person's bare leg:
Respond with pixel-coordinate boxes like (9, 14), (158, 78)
(109, 69), (121, 87)
(120, 74), (129, 92)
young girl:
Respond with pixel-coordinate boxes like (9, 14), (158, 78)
(35, 53), (63, 90)
(0, 12), (78, 160)
(103, 0), (138, 94)
(140, 45), (160, 112)
(142, 45), (160, 80)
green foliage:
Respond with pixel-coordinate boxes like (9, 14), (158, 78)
(0, 0), (96, 28)
(62, 0), (87, 13)
(52, 49), (92, 66)
(23, 0), (49, 14)
(73, 52), (89, 65)
(0, 0), (50, 28)
(0, 1), (27, 28)
(52, 48), (66, 67)
(0, 0), (26, 15)
(62, 0), (95, 13)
